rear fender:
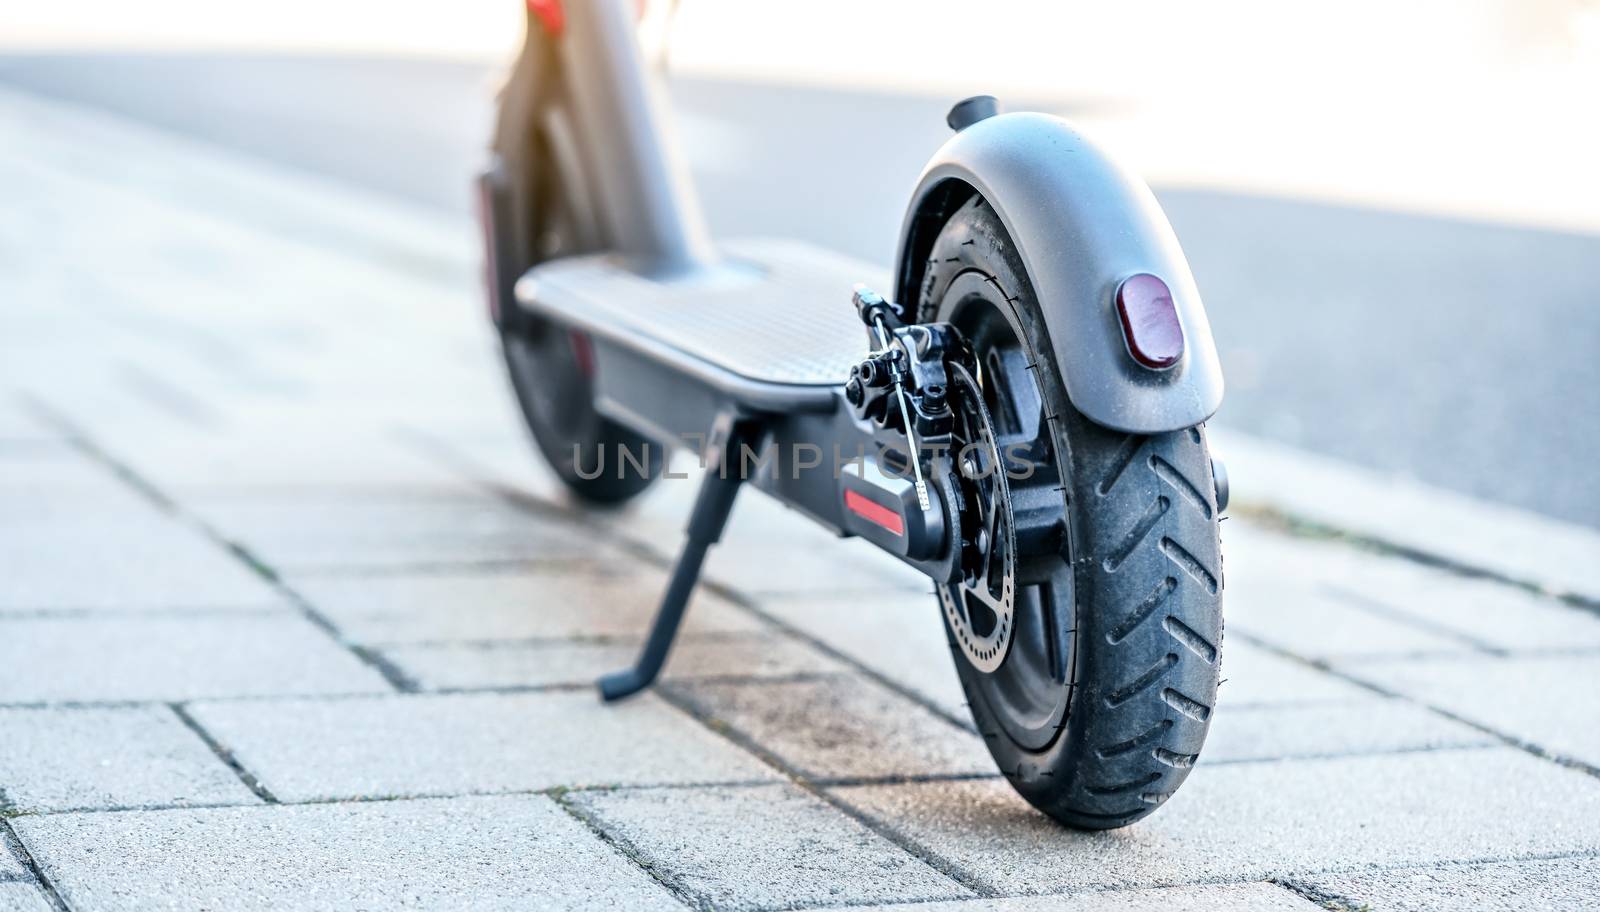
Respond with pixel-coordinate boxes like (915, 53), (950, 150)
(895, 112), (1224, 434)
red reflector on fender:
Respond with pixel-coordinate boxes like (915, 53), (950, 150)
(1116, 274), (1185, 370)
(844, 490), (905, 536)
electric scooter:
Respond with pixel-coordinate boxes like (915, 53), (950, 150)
(478, 0), (1228, 830)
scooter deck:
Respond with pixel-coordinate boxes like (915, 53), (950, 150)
(517, 239), (880, 392)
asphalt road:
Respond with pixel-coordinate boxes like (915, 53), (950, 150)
(2, 52), (1595, 529)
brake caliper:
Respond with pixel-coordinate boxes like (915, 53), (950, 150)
(845, 286), (1016, 673)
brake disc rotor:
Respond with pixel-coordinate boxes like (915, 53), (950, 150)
(937, 362), (1016, 673)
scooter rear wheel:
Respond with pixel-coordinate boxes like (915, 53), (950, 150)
(919, 196), (1224, 829)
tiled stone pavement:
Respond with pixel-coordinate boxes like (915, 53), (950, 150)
(3, 85), (1600, 911)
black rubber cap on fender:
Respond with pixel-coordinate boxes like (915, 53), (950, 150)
(947, 95), (1001, 132)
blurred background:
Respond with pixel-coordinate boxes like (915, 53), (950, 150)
(2, 0), (1597, 527)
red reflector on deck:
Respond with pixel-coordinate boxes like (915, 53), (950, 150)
(844, 489), (904, 536)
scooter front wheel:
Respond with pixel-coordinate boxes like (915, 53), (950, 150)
(919, 196), (1224, 829)
(502, 325), (659, 505)
(490, 40), (660, 506)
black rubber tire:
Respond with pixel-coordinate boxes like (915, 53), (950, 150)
(919, 196), (1224, 829)
(491, 21), (658, 506)
(502, 330), (660, 506)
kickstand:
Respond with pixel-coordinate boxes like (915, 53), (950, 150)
(598, 417), (764, 702)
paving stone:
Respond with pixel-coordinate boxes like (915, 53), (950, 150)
(190, 491), (606, 573)
(0, 401), (53, 443)
(0, 445), (129, 495)
(384, 632), (845, 691)
(1321, 567), (1600, 653)
(0, 706), (257, 812)
(1201, 698), (1493, 764)
(667, 674), (993, 781)
(0, 615), (389, 702)
(0, 884), (53, 912)
(1348, 653), (1600, 768)
(1297, 854), (1600, 912)
(0, 511), (285, 611)
(571, 784), (971, 910)
(831, 882), (1320, 911)
(295, 568), (765, 645)
(1224, 522), (1600, 656)
(111, 421), (477, 493)
(14, 795), (683, 911)
(1215, 640), (1370, 707)
(831, 749), (1600, 894)
(1211, 430), (1600, 606)
(760, 593), (970, 721)
(0, 845), (22, 879)
(1227, 571), (1465, 661)
(187, 691), (779, 801)
(386, 405), (570, 500)
(1222, 525), (1471, 660)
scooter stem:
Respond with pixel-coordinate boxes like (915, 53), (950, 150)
(561, 0), (716, 272)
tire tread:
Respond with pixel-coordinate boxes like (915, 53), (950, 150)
(920, 196), (1224, 830)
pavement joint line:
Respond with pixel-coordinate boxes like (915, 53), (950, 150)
(1238, 503), (1600, 617)
(650, 681), (999, 900)
(278, 555), (608, 580)
(18, 395), (420, 695)
(365, 627), (783, 651)
(849, 845), (1600, 908)
(386, 426), (570, 517)
(1, 781), (789, 820)
(389, 425), (615, 534)
(744, 585), (959, 602)
(1318, 582), (1508, 656)
(0, 675), (860, 708)
(1, 799), (266, 819)
(0, 688), (422, 711)
(1269, 847), (1600, 912)
(418, 670), (853, 697)
(18, 398), (180, 514)
(114, 360), (226, 431)
(828, 882), (1323, 911)
(547, 789), (713, 911)
(1, 819), (72, 912)
(807, 772), (1002, 789)
(271, 584), (422, 693)
(1231, 630), (1600, 782)
(1219, 631), (1600, 665)
(1268, 876), (1356, 910)
(86, 304), (296, 393)
(0, 606), (291, 621)
(1200, 741), (1502, 768)
(1219, 696), (1379, 712)
(167, 703), (280, 805)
